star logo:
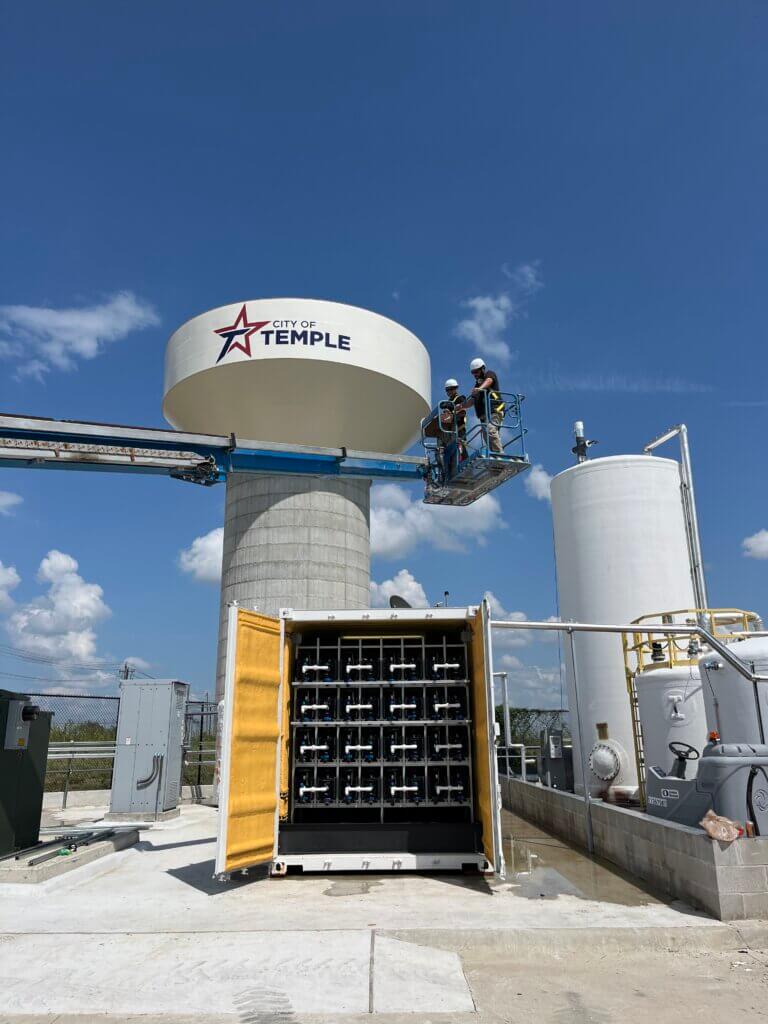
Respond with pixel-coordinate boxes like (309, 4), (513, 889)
(214, 304), (270, 363)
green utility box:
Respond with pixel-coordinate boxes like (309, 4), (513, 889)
(0, 689), (52, 856)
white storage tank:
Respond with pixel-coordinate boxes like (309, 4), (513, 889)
(551, 455), (696, 798)
(699, 635), (768, 744)
(636, 664), (705, 776)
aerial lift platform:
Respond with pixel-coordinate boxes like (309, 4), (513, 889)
(420, 391), (530, 505)
(0, 395), (529, 505)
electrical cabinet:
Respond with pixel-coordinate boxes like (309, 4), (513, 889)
(215, 600), (504, 877)
(0, 690), (51, 855)
(110, 680), (189, 817)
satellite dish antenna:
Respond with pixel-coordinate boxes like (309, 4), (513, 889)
(389, 595), (412, 609)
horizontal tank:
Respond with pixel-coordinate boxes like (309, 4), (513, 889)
(636, 664), (705, 777)
(699, 635), (768, 745)
(551, 455), (696, 798)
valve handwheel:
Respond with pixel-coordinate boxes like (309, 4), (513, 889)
(669, 741), (699, 760)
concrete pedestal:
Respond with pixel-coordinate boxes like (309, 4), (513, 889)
(215, 473), (371, 698)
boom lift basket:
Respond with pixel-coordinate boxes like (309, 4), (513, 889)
(420, 391), (530, 506)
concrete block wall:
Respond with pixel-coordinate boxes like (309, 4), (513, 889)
(502, 777), (768, 920)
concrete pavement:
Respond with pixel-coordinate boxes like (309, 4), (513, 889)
(1, 803), (765, 1022)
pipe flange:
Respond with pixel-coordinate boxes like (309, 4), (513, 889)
(589, 743), (621, 782)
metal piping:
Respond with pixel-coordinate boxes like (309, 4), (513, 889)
(643, 424), (708, 613)
(490, 619), (768, 683)
(493, 670), (511, 778)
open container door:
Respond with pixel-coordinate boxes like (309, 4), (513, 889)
(470, 597), (506, 877)
(215, 605), (284, 877)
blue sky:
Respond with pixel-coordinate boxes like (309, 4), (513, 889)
(0, 3), (766, 704)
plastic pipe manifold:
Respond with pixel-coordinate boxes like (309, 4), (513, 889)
(345, 703), (373, 711)
(433, 663), (460, 670)
(300, 704), (329, 712)
(345, 744), (373, 753)
(390, 663), (416, 670)
(390, 702), (417, 711)
(302, 664), (330, 673)
(390, 743), (418, 752)
(390, 785), (419, 794)
(300, 744), (329, 754)
(345, 664), (372, 673)
(344, 785), (374, 796)
(299, 785), (329, 796)
(435, 785), (464, 793)
(433, 702), (461, 711)
(435, 743), (463, 751)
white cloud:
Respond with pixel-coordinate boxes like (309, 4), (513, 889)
(5, 550), (111, 662)
(371, 484), (505, 559)
(370, 569), (428, 608)
(743, 529), (768, 560)
(503, 663), (566, 708)
(0, 491), (23, 516)
(497, 653), (523, 670)
(178, 527), (224, 583)
(0, 291), (159, 381)
(454, 261), (543, 365)
(487, 594), (560, 653)
(123, 655), (151, 671)
(487, 591), (533, 648)
(524, 463), (552, 502)
(0, 560), (21, 612)
(454, 293), (517, 365)
(501, 260), (543, 294)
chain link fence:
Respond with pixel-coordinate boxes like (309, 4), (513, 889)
(27, 692), (120, 793)
(183, 700), (218, 788)
(496, 706), (570, 745)
(495, 706), (570, 780)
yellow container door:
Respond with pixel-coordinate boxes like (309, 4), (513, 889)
(469, 598), (505, 877)
(215, 606), (284, 875)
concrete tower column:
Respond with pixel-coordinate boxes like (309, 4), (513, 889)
(215, 473), (371, 697)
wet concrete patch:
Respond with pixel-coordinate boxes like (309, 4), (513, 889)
(502, 809), (670, 906)
(323, 876), (384, 897)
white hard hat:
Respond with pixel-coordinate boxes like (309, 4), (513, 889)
(470, 358), (485, 372)
(444, 378), (458, 388)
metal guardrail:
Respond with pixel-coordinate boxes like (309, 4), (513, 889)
(18, 694), (220, 805)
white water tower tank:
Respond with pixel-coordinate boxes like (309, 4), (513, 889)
(163, 299), (431, 696)
(551, 455), (696, 798)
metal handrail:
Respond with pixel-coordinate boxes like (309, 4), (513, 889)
(421, 390), (527, 490)
(491, 618), (768, 682)
(490, 617), (768, 854)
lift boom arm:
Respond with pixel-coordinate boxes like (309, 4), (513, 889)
(0, 414), (425, 485)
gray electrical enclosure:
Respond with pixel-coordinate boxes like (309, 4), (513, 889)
(109, 680), (189, 818)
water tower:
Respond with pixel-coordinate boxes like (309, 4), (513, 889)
(163, 298), (431, 694)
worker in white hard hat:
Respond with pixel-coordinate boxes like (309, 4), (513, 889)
(435, 377), (467, 479)
(465, 359), (505, 454)
(441, 378), (467, 442)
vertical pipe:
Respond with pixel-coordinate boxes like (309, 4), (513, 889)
(494, 670), (511, 777)
(197, 704), (204, 789)
(567, 628), (594, 856)
(678, 425), (708, 613)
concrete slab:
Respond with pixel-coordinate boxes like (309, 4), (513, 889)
(0, 829), (138, 883)
(373, 936), (474, 1014)
(3, 802), (762, 1021)
(1, 931), (371, 1016)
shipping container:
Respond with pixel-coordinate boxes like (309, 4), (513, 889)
(214, 599), (504, 878)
